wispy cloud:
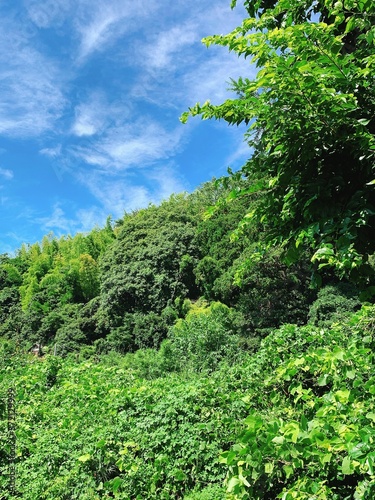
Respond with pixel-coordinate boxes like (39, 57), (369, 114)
(25, 0), (73, 28)
(76, 163), (188, 219)
(36, 202), (108, 235)
(0, 0), (256, 253)
(182, 51), (254, 106)
(146, 165), (187, 202)
(76, 171), (150, 217)
(75, 206), (110, 231)
(39, 145), (63, 158)
(72, 93), (106, 137)
(71, 119), (184, 170)
(0, 15), (66, 138)
(0, 168), (14, 180)
(225, 134), (253, 169)
(71, 91), (131, 137)
(74, 0), (159, 62)
(37, 204), (73, 233)
(145, 24), (198, 70)
(131, 10), (255, 109)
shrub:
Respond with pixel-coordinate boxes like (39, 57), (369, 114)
(308, 283), (361, 328)
(164, 301), (242, 373)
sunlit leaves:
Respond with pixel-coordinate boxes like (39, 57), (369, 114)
(183, 0), (375, 280)
(221, 305), (375, 499)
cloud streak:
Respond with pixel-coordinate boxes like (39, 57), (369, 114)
(0, 168), (14, 180)
(0, 14), (67, 137)
(74, 0), (160, 62)
(71, 119), (185, 171)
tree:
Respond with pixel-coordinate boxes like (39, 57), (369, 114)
(182, 0), (375, 283)
(99, 194), (201, 326)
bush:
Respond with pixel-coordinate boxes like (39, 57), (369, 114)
(164, 301), (242, 373)
(308, 282), (361, 328)
(184, 484), (226, 499)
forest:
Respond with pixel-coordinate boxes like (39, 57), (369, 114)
(1, 0), (375, 498)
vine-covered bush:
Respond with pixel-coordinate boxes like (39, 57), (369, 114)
(308, 283), (361, 328)
(222, 305), (375, 499)
(164, 301), (243, 372)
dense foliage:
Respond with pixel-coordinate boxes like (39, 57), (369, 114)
(1, 306), (375, 498)
(182, 0), (375, 282)
(1, 0), (375, 498)
(0, 180), (315, 353)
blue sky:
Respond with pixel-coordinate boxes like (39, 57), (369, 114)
(0, 0), (254, 254)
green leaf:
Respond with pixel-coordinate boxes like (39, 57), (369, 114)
(335, 389), (350, 403)
(345, 17), (356, 33)
(318, 374), (329, 386)
(283, 465), (294, 478)
(272, 436), (285, 445)
(112, 477), (123, 494)
(227, 477), (241, 492)
(244, 414), (263, 432)
(342, 456), (353, 475)
(265, 462), (274, 474)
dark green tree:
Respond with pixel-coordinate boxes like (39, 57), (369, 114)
(99, 194), (201, 330)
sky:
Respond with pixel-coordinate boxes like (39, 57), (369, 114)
(0, 0), (255, 254)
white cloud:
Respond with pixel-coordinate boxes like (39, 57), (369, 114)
(35, 203), (105, 236)
(75, 162), (188, 219)
(146, 165), (187, 202)
(75, 206), (109, 231)
(0, 0), (257, 252)
(0, 17), (66, 138)
(129, 6), (255, 111)
(37, 204), (73, 234)
(25, 0), (73, 28)
(71, 92), (131, 137)
(0, 168), (13, 180)
(71, 119), (184, 170)
(72, 98), (104, 137)
(34, 204), (90, 234)
(76, 170), (150, 217)
(74, 0), (159, 62)
(77, 9), (119, 61)
(145, 25), (198, 70)
(224, 134), (253, 169)
(39, 145), (62, 158)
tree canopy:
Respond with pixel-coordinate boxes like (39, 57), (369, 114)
(182, 0), (375, 283)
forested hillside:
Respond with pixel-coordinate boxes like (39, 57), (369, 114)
(2, 0), (375, 498)
(0, 180), (317, 356)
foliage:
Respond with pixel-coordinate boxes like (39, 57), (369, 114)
(184, 484), (227, 499)
(164, 301), (243, 372)
(99, 194), (201, 329)
(0, 304), (375, 500)
(0, 228), (114, 347)
(182, 0), (375, 281)
(221, 305), (375, 499)
(0, 351), (250, 499)
(215, 247), (315, 337)
(95, 310), (173, 354)
(2, 1), (375, 497)
(0, 177), (318, 354)
(308, 282), (361, 327)
(194, 193), (252, 300)
(1, 301), (375, 499)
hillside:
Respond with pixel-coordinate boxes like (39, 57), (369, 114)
(2, 0), (375, 497)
